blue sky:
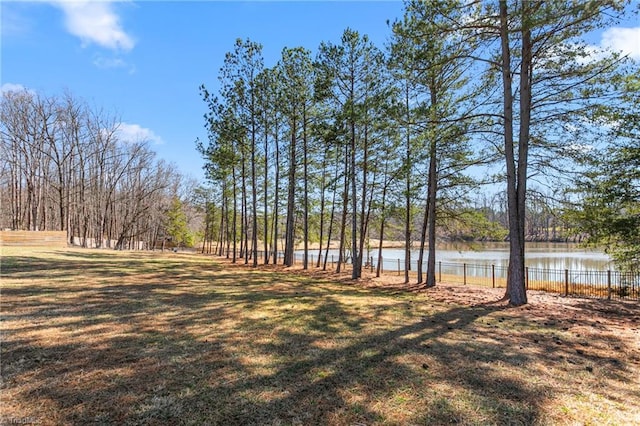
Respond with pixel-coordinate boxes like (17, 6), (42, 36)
(2, 1), (639, 182)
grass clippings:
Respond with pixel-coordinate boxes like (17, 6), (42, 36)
(1, 247), (639, 425)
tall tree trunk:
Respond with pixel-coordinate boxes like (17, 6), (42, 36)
(323, 160), (339, 271)
(425, 139), (438, 288)
(263, 113), (270, 264)
(404, 80), (412, 284)
(404, 137), (411, 282)
(425, 84), (439, 289)
(219, 190), (226, 256)
(337, 142), (349, 273)
(251, 95), (259, 267)
(224, 187), (231, 257)
(302, 103), (309, 270)
(350, 106), (359, 279)
(356, 121), (369, 278)
(232, 165), (238, 263)
(271, 123), (280, 264)
(417, 198), (428, 284)
(284, 116), (297, 266)
(242, 151), (249, 264)
(317, 150), (328, 268)
(500, 0), (527, 305)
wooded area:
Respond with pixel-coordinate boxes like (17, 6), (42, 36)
(0, 90), (198, 250)
(197, 0), (638, 305)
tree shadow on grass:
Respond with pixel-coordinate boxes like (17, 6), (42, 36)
(213, 305), (538, 425)
(2, 251), (638, 425)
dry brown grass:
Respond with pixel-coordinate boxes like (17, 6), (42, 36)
(1, 247), (639, 425)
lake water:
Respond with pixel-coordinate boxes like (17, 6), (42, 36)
(318, 242), (613, 273)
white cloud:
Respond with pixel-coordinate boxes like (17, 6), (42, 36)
(117, 123), (164, 145)
(581, 26), (640, 63)
(94, 56), (127, 69)
(0, 83), (38, 98)
(50, 0), (135, 51)
(93, 55), (137, 74)
(1, 83), (30, 93)
(601, 27), (640, 60)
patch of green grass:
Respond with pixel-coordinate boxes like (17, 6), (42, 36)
(1, 247), (639, 425)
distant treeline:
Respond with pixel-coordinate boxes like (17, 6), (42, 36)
(0, 89), (197, 249)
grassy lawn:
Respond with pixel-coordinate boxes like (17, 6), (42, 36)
(1, 247), (639, 425)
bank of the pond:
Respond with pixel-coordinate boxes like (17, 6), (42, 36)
(297, 241), (612, 272)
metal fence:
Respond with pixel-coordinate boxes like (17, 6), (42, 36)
(432, 262), (639, 301)
(210, 248), (640, 301)
(358, 256), (638, 301)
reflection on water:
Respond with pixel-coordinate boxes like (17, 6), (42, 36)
(362, 242), (614, 272)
